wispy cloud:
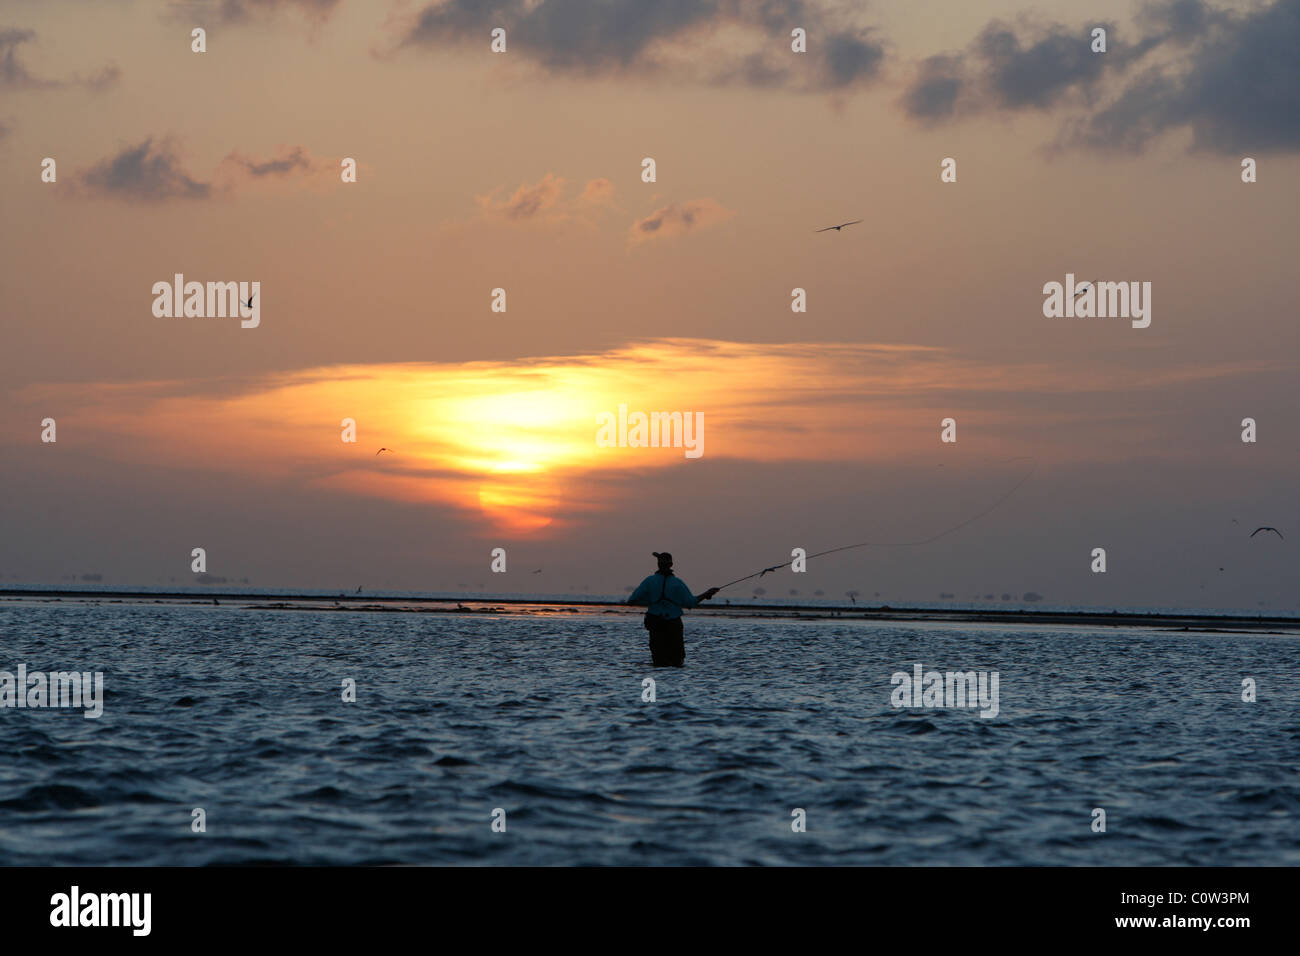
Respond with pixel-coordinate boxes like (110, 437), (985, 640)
(76, 139), (326, 201)
(477, 172), (568, 221)
(0, 27), (120, 92)
(75, 63), (121, 92)
(629, 199), (734, 244)
(0, 28), (61, 90)
(476, 173), (618, 225)
(78, 137), (211, 201)
(214, 145), (327, 186)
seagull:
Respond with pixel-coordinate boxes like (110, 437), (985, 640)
(375, 447), (392, 455)
(243, 294), (255, 309)
(1250, 527), (1283, 539)
(815, 220), (862, 233)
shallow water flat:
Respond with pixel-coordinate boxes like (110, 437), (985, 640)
(0, 604), (1296, 865)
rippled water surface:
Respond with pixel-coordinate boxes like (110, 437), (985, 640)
(1, 603), (1297, 865)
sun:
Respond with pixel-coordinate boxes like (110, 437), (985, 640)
(477, 481), (555, 533)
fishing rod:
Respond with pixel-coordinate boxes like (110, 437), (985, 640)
(714, 457), (1038, 593)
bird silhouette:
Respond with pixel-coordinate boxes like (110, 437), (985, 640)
(531, 568), (542, 574)
(356, 586), (363, 593)
(815, 220), (862, 233)
(757, 564), (784, 577)
(1075, 283), (1090, 296)
(375, 447), (392, 455)
(1251, 527), (1283, 539)
(243, 294), (255, 309)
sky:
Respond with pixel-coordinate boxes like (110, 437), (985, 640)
(1, 0), (1297, 610)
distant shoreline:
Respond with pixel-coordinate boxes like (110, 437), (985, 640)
(2, 588), (1298, 634)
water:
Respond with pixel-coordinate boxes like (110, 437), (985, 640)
(1, 602), (1297, 865)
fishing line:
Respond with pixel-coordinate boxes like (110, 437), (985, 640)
(714, 456), (1038, 592)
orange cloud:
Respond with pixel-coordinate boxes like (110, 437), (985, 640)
(629, 198), (734, 243)
(476, 173), (568, 221)
(214, 145), (328, 188)
(9, 340), (1278, 534)
(579, 177), (615, 205)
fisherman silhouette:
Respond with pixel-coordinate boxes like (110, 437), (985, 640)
(626, 552), (719, 667)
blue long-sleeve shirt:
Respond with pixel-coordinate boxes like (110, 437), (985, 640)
(627, 572), (699, 620)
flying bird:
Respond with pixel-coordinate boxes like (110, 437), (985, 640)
(1250, 527), (1283, 539)
(375, 447), (392, 455)
(815, 220), (862, 233)
(531, 568), (542, 574)
(1075, 283), (1090, 296)
(243, 294), (255, 309)
(758, 564), (784, 577)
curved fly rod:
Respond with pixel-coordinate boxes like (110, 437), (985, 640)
(714, 456), (1038, 593)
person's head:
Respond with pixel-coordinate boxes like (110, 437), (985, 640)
(653, 551), (673, 573)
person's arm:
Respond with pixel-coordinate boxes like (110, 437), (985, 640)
(675, 579), (720, 607)
(626, 577), (652, 606)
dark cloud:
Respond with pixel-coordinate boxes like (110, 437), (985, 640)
(396, 0), (885, 92)
(901, 54), (964, 121)
(167, 0), (341, 23)
(78, 141), (324, 200)
(1136, 0), (1231, 44)
(0, 28), (60, 90)
(823, 30), (885, 87)
(1077, 0), (1300, 152)
(222, 146), (314, 177)
(0, 27), (120, 92)
(1064, 68), (1184, 153)
(629, 198), (734, 243)
(974, 21), (1116, 110)
(899, 18), (1150, 120)
(900, 0), (1300, 154)
(76, 63), (121, 92)
(79, 139), (211, 201)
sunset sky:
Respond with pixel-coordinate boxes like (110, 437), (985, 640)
(2, 0), (1297, 609)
